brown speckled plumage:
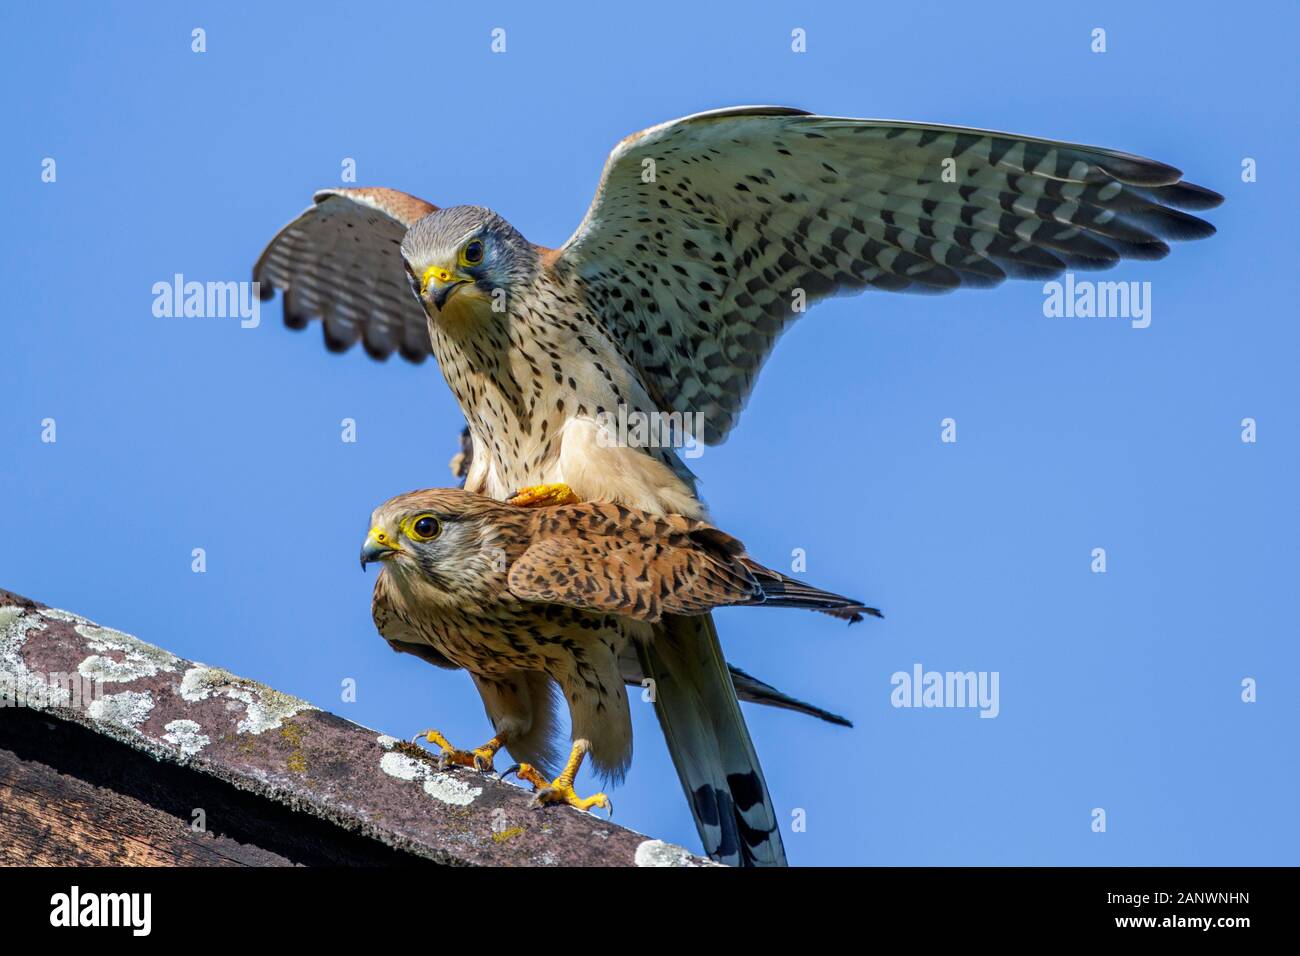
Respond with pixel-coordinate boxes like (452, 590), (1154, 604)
(367, 489), (871, 783)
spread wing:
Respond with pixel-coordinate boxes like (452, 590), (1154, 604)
(548, 106), (1223, 443)
(253, 187), (437, 361)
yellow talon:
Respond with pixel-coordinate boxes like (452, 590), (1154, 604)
(507, 483), (580, 508)
(503, 740), (611, 815)
(415, 728), (503, 772)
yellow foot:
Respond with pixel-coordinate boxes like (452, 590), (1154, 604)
(413, 729), (503, 772)
(501, 740), (612, 816)
(506, 483), (580, 508)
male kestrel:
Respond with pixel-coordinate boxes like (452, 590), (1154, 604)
(255, 107), (1220, 865)
(361, 488), (874, 812)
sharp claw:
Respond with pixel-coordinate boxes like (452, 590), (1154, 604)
(603, 797), (614, 819)
(499, 764), (521, 782)
(411, 732), (426, 746)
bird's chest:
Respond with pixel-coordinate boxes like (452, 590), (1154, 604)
(423, 603), (626, 679)
(427, 289), (698, 514)
(432, 320), (555, 449)
(431, 312), (632, 487)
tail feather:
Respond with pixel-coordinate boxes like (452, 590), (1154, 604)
(726, 665), (852, 727)
(619, 647), (851, 727)
(637, 613), (786, 867)
(741, 559), (883, 623)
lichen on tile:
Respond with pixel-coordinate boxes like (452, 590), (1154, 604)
(422, 772), (483, 806)
(178, 664), (315, 734)
(0, 607), (70, 710)
(36, 607), (92, 625)
(634, 838), (706, 867)
(88, 690), (155, 733)
(77, 623), (180, 684)
(379, 750), (483, 806)
(379, 750), (423, 782)
(163, 718), (210, 757)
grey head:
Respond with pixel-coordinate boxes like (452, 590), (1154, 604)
(399, 205), (539, 315)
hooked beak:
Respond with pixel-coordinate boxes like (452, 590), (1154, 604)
(421, 265), (470, 311)
(360, 526), (403, 569)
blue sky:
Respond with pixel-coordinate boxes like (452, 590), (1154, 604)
(2, 1), (1296, 865)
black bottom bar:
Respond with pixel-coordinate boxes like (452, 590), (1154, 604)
(0, 865), (1280, 939)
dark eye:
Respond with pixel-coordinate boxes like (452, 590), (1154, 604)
(462, 240), (484, 265)
(409, 515), (440, 541)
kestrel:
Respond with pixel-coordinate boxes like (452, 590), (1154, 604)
(361, 488), (874, 813)
(255, 106), (1220, 864)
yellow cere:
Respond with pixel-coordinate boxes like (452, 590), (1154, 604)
(420, 264), (458, 294)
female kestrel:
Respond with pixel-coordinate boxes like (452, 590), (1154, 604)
(361, 488), (875, 814)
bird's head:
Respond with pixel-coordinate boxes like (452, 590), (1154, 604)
(400, 206), (538, 322)
(360, 488), (513, 601)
